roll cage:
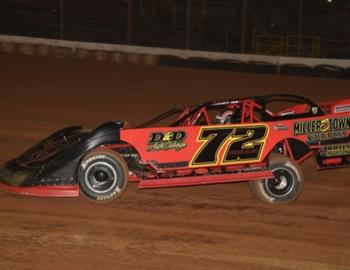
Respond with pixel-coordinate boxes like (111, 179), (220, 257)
(138, 94), (325, 128)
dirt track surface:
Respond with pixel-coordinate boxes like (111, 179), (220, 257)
(0, 53), (349, 270)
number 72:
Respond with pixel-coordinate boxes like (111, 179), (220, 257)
(190, 125), (269, 167)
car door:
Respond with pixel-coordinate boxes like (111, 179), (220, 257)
(120, 122), (271, 170)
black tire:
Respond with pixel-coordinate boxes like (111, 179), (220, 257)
(78, 148), (128, 202)
(249, 155), (304, 204)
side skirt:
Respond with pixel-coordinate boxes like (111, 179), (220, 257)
(0, 180), (79, 197)
(138, 170), (274, 189)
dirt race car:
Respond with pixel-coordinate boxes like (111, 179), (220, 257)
(1, 94), (350, 204)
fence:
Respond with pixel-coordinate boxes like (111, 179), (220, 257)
(0, 0), (349, 59)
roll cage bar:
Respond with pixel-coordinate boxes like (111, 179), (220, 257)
(254, 94), (325, 121)
(137, 94), (325, 128)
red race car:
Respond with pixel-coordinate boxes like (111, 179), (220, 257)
(1, 94), (349, 203)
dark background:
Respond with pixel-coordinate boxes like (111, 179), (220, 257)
(0, 0), (349, 58)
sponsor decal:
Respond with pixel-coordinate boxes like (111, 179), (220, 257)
(293, 117), (350, 135)
(147, 131), (187, 151)
(280, 111), (294, 116)
(307, 130), (347, 142)
(335, 104), (350, 113)
(212, 100), (239, 106)
(320, 104), (332, 114)
(319, 143), (350, 157)
(273, 124), (289, 131)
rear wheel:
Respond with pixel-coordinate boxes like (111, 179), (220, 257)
(249, 155), (304, 204)
(78, 148), (128, 202)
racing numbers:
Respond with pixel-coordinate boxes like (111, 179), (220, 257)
(224, 126), (267, 163)
(190, 125), (268, 167)
(191, 128), (233, 165)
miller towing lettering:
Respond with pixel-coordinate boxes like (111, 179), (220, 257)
(294, 117), (350, 135)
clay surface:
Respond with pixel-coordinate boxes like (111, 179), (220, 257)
(0, 54), (349, 270)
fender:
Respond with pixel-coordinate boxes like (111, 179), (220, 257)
(270, 138), (312, 164)
(0, 121), (125, 187)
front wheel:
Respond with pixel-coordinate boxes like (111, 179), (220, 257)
(78, 148), (128, 202)
(249, 155), (304, 204)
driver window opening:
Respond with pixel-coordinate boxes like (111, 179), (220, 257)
(205, 106), (243, 125)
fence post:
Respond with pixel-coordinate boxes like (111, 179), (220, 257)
(171, 2), (177, 31)
(60, 0), (64, 39)
(240, 0), (247, 54)
(185, 0), (191, 49)
(297, 0), (304, 56)
(127, 0), (132, 44)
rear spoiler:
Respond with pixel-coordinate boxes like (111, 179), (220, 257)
(277, 98), (350, 116)
(318, 98), (350, 115)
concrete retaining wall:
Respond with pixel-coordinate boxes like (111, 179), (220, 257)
(1, 34), (349, 77)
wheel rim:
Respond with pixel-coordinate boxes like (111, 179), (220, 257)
(85, 161), (118, 194)
(264, 168), (294, 197)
